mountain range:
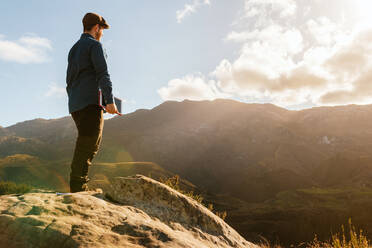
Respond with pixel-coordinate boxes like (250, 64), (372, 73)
(2, 98), (372, 246)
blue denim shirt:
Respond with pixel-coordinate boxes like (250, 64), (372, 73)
(66, 33), (114, 114)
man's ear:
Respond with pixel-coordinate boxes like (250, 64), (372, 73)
(94, 24), (99, 32)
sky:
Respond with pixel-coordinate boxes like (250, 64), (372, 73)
(1, 0), (372, 127)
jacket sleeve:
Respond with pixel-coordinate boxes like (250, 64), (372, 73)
(66, 49), (78, 86)
(90, 42), (114, 104)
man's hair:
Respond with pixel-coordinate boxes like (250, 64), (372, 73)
(82, 12), (109, 32)
(83, 23), (97, 32)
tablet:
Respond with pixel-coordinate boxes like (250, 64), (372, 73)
(98, 89), (122, 115)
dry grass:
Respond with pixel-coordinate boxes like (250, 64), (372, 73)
(158, 174), (227, 220)
(255, 218), (371, 248)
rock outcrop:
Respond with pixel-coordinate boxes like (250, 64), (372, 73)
(0, 175), (258, 248)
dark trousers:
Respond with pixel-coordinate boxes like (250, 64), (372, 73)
(69, 104), (104, 192)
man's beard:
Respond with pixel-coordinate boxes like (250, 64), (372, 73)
(95, 30), (102, 41)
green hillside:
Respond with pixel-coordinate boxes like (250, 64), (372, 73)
(0, 154), (199, 193)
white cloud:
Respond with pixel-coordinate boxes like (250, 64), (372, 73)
(318, 28), (372, 105)
(243, 0), (296, 24)
(19, 36), (52, 50)
(306, 17), (350, 47)
(215, 23), (307, 104)
(219, 8), (372, 107)
(0, 34), (52, 64)
(157, 74), (231, 101)
(162, 0), (372, 108)
(176, 0), (210, 23)
(226, 24), (304, 55)
(221, 10), (372, 107)
(45, 82), (66, 98)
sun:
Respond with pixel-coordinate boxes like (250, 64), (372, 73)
(354, 0), (372, 29)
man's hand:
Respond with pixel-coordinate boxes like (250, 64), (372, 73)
(105, 103), (120, 115)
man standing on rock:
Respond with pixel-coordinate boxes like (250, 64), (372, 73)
(66, 12), (119, 193)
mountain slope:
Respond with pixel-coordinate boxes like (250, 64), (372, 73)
(0, 154), (199, 194)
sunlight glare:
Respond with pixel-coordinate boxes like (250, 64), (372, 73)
(355, 0), (372, 29)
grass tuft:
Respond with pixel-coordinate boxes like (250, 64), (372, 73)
(159, 174), (227, 220)
(255, 218), (371, 248)
(0, 180), (34, 195)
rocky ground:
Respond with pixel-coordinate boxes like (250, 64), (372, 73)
(0, 174), (258, 248)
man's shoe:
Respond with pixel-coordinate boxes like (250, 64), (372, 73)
(70, 183), (89, 193)
(82, 183), (90, 191)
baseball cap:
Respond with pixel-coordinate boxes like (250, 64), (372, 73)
(82, 12), (110, 29)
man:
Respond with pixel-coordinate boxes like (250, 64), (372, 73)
(66, 12), (119, 193)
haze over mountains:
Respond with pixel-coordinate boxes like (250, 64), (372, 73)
(2, 98), (372, 245)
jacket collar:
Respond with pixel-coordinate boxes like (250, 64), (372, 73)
(80, 33), (95, 40)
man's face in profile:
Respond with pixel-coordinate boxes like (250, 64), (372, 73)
(94, 25), (103, 41)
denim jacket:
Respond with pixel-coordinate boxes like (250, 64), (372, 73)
(66, 33), (114, 114)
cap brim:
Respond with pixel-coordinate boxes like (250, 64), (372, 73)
(100, 17), (109, 29)
(101, 23), (110, 29)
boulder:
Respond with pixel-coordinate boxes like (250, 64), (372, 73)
(0, 174), (258, 248)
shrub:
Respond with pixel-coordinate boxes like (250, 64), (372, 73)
(0, 180), (33, 195)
